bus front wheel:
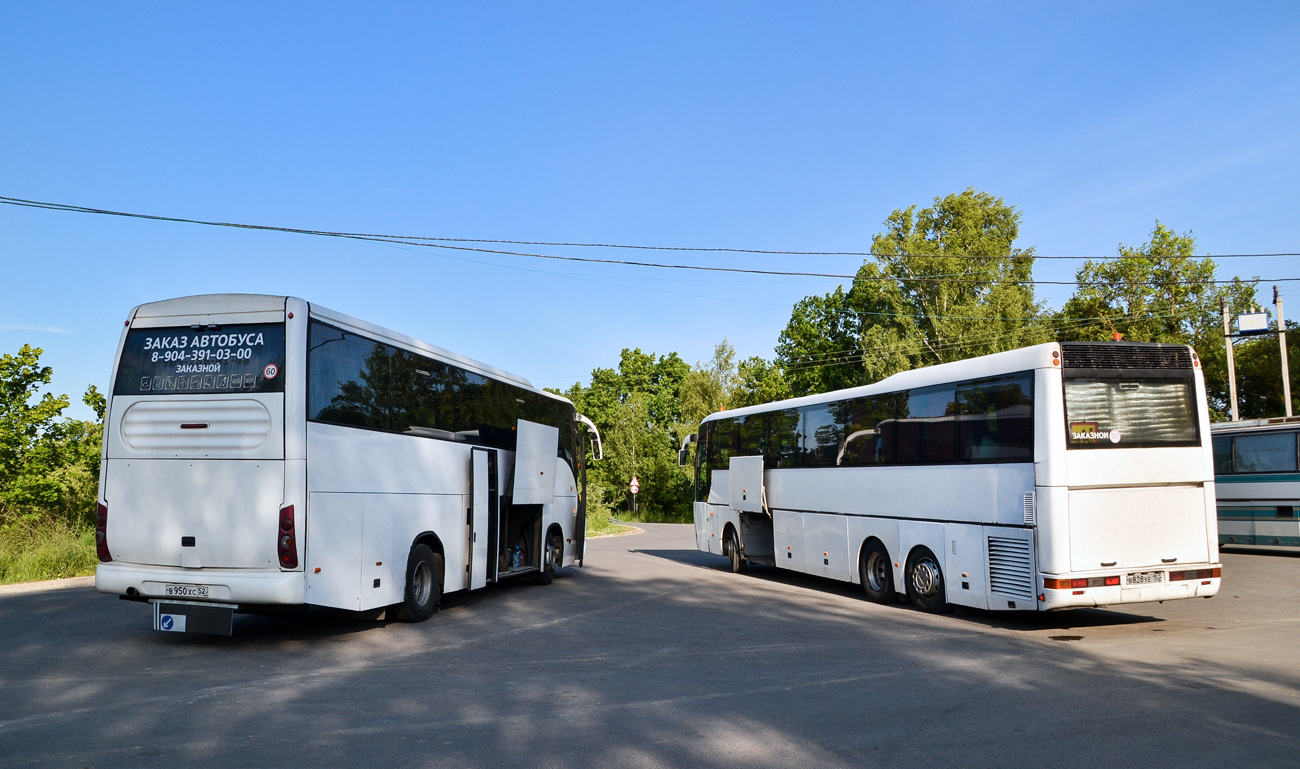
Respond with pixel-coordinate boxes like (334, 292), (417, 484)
(905, 547), (950, 614)
(860, 541), (897, 604)
(534, 534), (563, 585)
(726, 529), (746, 574)
(397, 544), (443, 622)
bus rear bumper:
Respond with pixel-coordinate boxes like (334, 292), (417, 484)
(1039, 573), (1221, 610)
(96, 563), (306, 605)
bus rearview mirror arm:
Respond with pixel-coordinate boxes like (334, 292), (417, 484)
(576, 414), (604, 461)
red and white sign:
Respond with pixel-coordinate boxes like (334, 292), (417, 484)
(629, 476), (640, 494)
(263, 363), (279, 380)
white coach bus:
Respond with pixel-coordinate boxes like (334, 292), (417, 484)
(1211, 417), (1300, 550)
(95, 294), (601, 635)
(684, 341), (1221, 613)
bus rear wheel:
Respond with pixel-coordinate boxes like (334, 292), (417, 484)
(860, 541), (897, 604)
(726, 529), (746, 574)
(397, 544), (443, 622)
(905, 547), (950, 614)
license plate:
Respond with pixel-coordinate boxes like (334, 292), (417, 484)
(1125, 571), (1162, 586)
(164, 583), (210, 598)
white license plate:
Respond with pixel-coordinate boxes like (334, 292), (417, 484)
(1125, 571), (1162, 586)
(164, 584), (210, 599)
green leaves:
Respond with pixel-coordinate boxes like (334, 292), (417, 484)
(0, 345), (103, 528)
(776, 188), (1045, 395)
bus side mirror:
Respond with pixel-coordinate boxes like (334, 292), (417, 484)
(677, 433), (697, 467)
(576, 413), (603, 461)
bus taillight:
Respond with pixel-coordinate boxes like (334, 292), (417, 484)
(1169, 568), (1220, 582)
(278, 505), (298, 569)
(1044, 576), (1121, 589)
(95, 502), (112, 562)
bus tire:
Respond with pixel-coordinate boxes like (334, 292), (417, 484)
(726, 528), (746, 574)
(905, 547), (950, 614)
(397, 545), (442, 622)
(860, 540), (897, 604)
(534, 534), (562, 585)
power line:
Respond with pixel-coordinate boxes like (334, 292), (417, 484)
(2, 196), (1297, 287)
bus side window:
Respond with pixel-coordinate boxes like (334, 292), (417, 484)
(955, 372), (1034, 463)
(895, 385), (957, 464)
(1233, 432), (1298, 473)
(800, 403), (839, 467)
(1211, 437), (1233, 474)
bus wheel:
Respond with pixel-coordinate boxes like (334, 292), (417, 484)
(905, 547), (950, 614)
(398, 545), (442, 622)
(534, 534), (562, 585)
(726, 529), (746, 574)
(860, 541), (897, 604)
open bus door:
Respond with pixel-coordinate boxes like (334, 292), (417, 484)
(575, 414), (603, 567)
(469, 448), (497, 589)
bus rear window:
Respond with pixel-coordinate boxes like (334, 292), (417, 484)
(113, 323), (286, 396)
(1063, 378), (1199, 449)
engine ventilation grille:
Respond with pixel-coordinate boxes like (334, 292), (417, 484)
(1023, 493), (1036, 525)
(1061, 342), (1192, 370)
(988, 536), (1035, 600)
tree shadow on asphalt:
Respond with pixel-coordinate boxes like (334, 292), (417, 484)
(3, 557), (1298, 768)
(632, 547), (1162, 632)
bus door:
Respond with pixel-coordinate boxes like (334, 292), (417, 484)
(469, 448), (498, 590)
(574, 429), (587, 566)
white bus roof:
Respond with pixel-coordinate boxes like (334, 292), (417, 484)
(1210, 416), (1300, 433)
(701, 342), (1061, 424)
(129, 293), (570, 405)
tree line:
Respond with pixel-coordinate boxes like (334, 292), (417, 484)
(559, 188), (1296, 521)
(1, 187), (1295, 533)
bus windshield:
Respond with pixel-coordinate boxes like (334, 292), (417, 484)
(113, 323), (286, 395)
(1063, 377), (1198, 449)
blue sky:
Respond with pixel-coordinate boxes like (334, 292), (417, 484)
(2, 2), (1298, 419)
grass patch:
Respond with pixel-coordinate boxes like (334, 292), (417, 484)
(585, 505), (635, 537)
(0, 521), (98, 585)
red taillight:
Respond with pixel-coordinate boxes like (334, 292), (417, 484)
(1044, 575), (1121, 590)
(277, 504), (298, 569)
(1170, 568), (1220, 582)
(95, 502), (112, 562)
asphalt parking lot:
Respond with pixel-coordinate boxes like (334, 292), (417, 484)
(1, 523), (1298, 768)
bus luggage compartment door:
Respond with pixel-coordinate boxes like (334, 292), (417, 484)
(305, 492), (363, 611)
(513, 420), (559, 505)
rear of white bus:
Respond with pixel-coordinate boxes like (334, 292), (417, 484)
(95, 295), (306, 632)
(1036, 342), (1221, 610)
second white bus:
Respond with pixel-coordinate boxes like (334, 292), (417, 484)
(685, 341), (1221, 612)
(95, 294), (602, 634)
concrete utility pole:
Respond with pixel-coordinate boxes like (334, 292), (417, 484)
(1222, 298), (1239, 421)
(1276, 286), (1292, 417)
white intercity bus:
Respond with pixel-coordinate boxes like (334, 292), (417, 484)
(1211, 417), (1300, 550)
(95, 294), (601, 635)
(683, 341), (1221, 613)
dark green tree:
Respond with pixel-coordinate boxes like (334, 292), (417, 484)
(777, 188), (1045, 396)
(1056, 221), (1260, 418)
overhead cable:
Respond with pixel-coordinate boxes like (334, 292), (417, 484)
(1, 195), (1296, 286)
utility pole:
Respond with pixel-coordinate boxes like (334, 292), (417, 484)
(1222, 298), (1239, 421)
(1277, 286), (1293, 417)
